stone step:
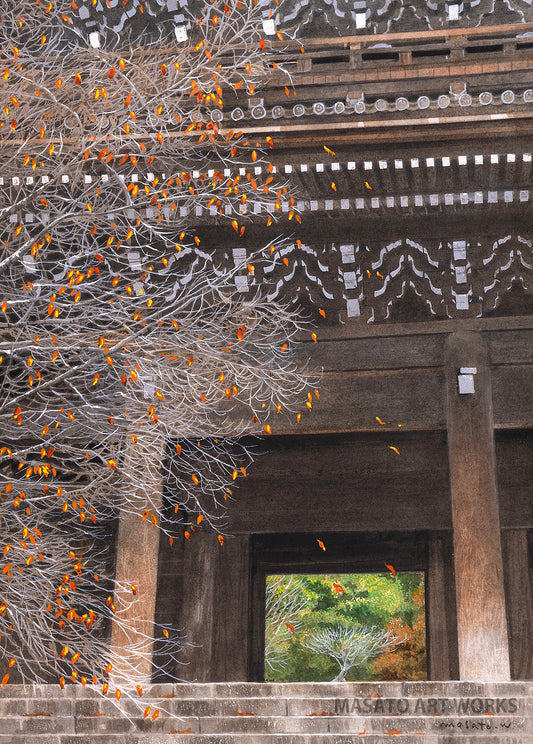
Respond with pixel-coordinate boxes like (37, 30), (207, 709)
(0, 715), (529, 741)
(1, 681), (531, 700)
(0, 734), (529, 744)
(0, 714), (528, 733)
(0, 682), (529, 743)
(0, 693), (529, 719)
(5, 695), (527, 716)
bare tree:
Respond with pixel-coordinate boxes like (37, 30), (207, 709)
(265, 575), (308, 672)
(302, 624), (407, 682)
(0, 0), (314, 716)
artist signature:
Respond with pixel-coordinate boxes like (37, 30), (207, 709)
(435, 719), (522, 731)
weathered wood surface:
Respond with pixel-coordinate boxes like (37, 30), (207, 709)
(271, 368), (446, 435)
(224, 432), (451, 534)
(266, 363), (533, 435)
(492, 364), (533, 428)
(501, 529), (533, 680)
(295, 334), (444, 372)
(306, 329), (533, 374)
(496, 431), (533, 529)
(489, 330), (533, 364)
(179, 533), (250, 682)
(110, 433), (164, 683)
(445, 331), (510, 681)
(427, 533), (459, 680)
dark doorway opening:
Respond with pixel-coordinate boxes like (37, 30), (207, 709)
(249, 531), (458, 681)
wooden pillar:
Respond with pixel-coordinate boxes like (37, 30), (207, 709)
(501, 529), (533, 679)
(179, 533), (250, 682)
(426, 532), (459, 680)
(109, 432), (164, 684)
(445, 332), (510, 680)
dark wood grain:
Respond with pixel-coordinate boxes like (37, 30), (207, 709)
(445, 331), (510, 680)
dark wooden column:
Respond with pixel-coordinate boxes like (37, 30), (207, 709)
(445, 332), (510, 680)
(179, 533), (250, 682)
(501, 529), (533, 679)
(426, 532), (459, 680)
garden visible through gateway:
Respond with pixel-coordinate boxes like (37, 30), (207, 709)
(265, 572), (426, 682)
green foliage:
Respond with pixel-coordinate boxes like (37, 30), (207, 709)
(265, 572), (426, 682)
(372, 586), (427, 681)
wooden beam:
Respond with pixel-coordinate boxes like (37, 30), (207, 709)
(270, 368), (446, 436)
(225, 432), (452, 534)
(445, 332), (510, 680)
(273, 22), (533, 50)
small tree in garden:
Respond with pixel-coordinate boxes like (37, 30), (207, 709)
(302, 623), (406, 682)
(0, 0), (315, 716)
(265, 575), (308, 672)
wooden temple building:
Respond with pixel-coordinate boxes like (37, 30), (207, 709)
(103, 0), (531, 686)
(24, 0), (533, 688)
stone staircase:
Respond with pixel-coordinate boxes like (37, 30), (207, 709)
(0, 681), (530, 743)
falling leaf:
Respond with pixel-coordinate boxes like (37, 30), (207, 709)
(388, 446), (400, 455)
(332, 582), (344, 594)
(385, 563), (397, 577)
(376, 417), (386, 425)
(218, 535), (224, 546)
(317, 539), (326, 551)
